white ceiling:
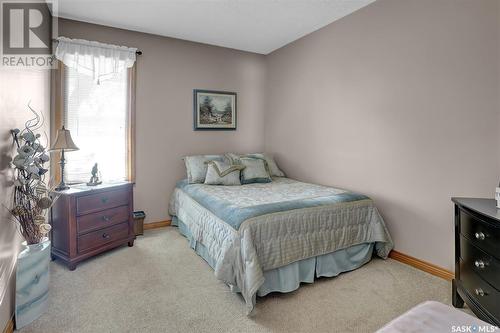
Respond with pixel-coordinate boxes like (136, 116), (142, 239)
(56, 0), (376, 54)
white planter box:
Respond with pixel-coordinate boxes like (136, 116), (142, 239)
(15, 239), (50, 329)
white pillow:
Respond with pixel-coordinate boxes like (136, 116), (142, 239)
(183, 155), (226, 184)
(204, 161), (244, 185)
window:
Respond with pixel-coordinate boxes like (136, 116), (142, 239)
(62, 66), (134, 183)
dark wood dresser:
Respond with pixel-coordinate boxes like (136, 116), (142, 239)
(452, 197), (500, 326)
(50, 182), (135, 270)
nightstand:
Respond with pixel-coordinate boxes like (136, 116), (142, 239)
(452, 197), (500, 326)
(50, 182), (135, 270)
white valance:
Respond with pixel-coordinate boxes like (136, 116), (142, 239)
(55, 37), (137, 83)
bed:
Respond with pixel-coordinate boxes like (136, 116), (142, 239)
(376, 301), (498, 332)
(168, 176), (393, 314)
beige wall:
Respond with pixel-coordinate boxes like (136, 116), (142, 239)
(59, 19), (267, 223)
(0, 69), (50, 331)
(265, 0), (500, 270)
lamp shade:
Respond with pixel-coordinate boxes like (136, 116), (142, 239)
(49, 126), (79, 151)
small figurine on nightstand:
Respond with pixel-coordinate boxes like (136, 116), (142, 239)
(87, 163), (102, 186)
(496, 182), (500, 208)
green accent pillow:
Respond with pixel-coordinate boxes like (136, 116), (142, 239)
(204, 161), (245, 186)
(240, 157), (272, 184)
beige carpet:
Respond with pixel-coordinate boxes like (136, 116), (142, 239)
(20, 228), (460, 333)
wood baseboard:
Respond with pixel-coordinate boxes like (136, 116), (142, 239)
(2, 318), (13, 333)
(143, 220), (171, 230)
(389, 250), (454, 281)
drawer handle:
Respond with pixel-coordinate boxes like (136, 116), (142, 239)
(475, 288), (486, 297)
(101, 197), (109, 204)
(102, 215), (111, 222)
(475, 232), (486, 240)
(102, 233), (111, 239)
(474, 260), (486, 269)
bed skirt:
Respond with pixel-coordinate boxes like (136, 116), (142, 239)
(172, 217), (374, 297)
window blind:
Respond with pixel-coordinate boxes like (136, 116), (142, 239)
(63, 67), (129, 183)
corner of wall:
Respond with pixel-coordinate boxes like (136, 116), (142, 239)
(262, 0), (499, 270)
(0, 68), (51, 332)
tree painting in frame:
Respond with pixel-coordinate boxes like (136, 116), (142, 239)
(194, 90), (237, 130)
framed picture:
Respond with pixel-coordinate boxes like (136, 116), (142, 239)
(193, 90), (237, 130)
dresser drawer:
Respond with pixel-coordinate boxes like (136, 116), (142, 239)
(460, 236), (500, 291)
(460, 258), (500, 320)
(77, 222), (129, 253)
(460, 209), (500, 259)
(77, 205), (130, 235)
(76, 189), (129, 215)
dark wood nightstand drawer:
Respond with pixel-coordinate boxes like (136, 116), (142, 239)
(76, 189), (129, 215)
(78, 222), (129, 253)
(460, 236), (500, 291)
(77, 205), (130, 235)
(460, 209), (500, 259)
(460, 258), (500, 320)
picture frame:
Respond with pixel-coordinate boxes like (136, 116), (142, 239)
(193, 89), (237, 130)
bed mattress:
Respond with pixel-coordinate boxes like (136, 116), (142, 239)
(169, 177), (393, 313)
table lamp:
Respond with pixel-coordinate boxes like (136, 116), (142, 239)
(50, 126), (79, 191)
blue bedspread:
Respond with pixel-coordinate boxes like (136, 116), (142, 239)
(176, 178), (369, 230)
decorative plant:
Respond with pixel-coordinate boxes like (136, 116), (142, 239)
(8, 104), (58, 245)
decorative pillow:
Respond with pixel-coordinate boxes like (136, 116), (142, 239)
(226, 152), (285, 177)
(251, 153), (285, 177)
(240, 157), (272, 184)
(204, 161), (245, 185)
(225, 153), (242, 165)
(184, 155), (226, 184)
